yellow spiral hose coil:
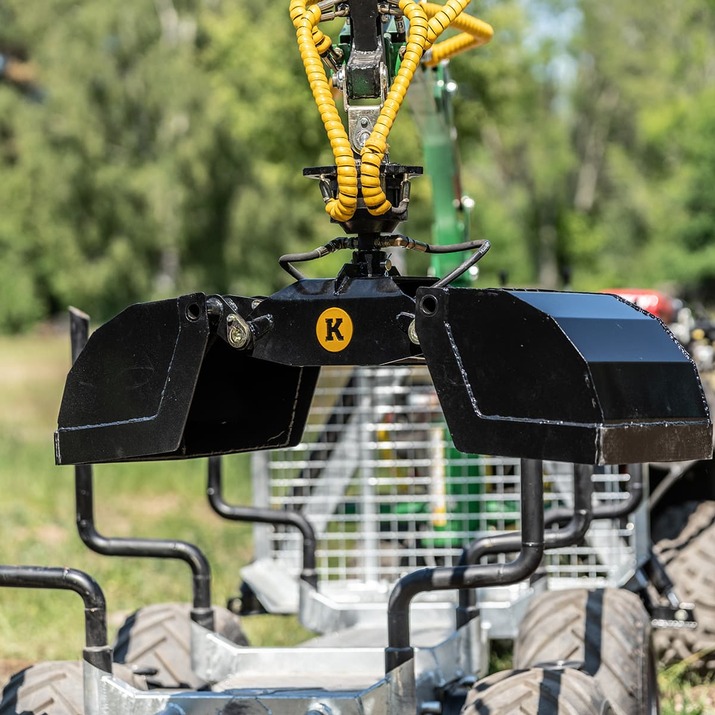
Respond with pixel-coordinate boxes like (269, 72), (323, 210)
(290, 0), (358, 222)
(421, 1), (493, 65)
(291, 0), (493, 220)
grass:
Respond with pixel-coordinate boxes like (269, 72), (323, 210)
(0, 326), (711, 708)
(659, 651), (715, 714)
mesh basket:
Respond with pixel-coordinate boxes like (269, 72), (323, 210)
(252, 366), (639, 592)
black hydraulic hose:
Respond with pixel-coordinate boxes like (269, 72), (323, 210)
(69, 308), (214, 629)
(279, 235), (489, 282)
(207, 456), (318, 588)
(385, 458), (545, 673)
(455, 463), (594, 627)
(431, 239), (490, 288)
(0, 565), (111, 671)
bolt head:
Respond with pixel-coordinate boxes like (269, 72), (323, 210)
(356, 130), (371, 148)
(226, 314), (250, 349)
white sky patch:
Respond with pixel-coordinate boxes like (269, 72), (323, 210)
(521, 0), (582, 89)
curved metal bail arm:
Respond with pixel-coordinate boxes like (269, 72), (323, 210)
(456, 463), (594, 627)
(385, 458), (545, 673)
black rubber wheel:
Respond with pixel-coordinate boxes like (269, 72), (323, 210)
(113, 602), (249, 689)
(513, 588), (658, 715)
(0, 660), (147, 714)
(0, 661), (84, 715)
(653, 500), (715, 674)
(461, 667), (613, 714)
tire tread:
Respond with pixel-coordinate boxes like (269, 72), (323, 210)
(514, 588), (654, 715)
(653, 501), (715, 672)
(462, 667), (613, 715)
(113, 602), (248, 689)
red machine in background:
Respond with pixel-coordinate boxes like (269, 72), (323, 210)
(606, 287), (715, 373)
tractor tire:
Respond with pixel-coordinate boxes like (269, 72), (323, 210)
(461, 667), (613, 714)
(0, 661), (145, 715)
(513, 588), (658, 715)
(0, 661), (84, 715)
(653, 500), (715, 674)
(113, 602), (249, 689)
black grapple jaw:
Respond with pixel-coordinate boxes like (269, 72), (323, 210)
(55, 281), (713, 466)
(54, 293), (321, 465)
(416, 287), (712, 465)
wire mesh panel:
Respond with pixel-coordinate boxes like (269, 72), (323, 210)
(543, 464), (638, 586)
(252, 366), (638, 592)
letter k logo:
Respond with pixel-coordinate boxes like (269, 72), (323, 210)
(324, 317), (344, 342)
(316, 308), (353, 352)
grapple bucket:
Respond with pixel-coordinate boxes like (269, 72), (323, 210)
(415, 287), (712, 465)
(55, 293), (319, 465)
(56, 284), (712, 467)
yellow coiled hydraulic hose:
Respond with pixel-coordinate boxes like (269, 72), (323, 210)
(290, 0), (493, 220)
(290, 0), (358, 222)
(422, 2), (493, 65)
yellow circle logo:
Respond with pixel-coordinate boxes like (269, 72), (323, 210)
(316, 307), (353, 352)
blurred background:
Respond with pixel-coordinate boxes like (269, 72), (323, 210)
(1, 0), (715, 711)
(3, 0), (715, 330)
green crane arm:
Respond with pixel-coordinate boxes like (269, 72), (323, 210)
(409, 62), (474, 285)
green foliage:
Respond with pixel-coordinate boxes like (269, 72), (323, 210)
(660, 657), (715, 715)
(3, 0), (715, 330)
(0, 0), (341, 330)
(447, 0), (715, 295)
